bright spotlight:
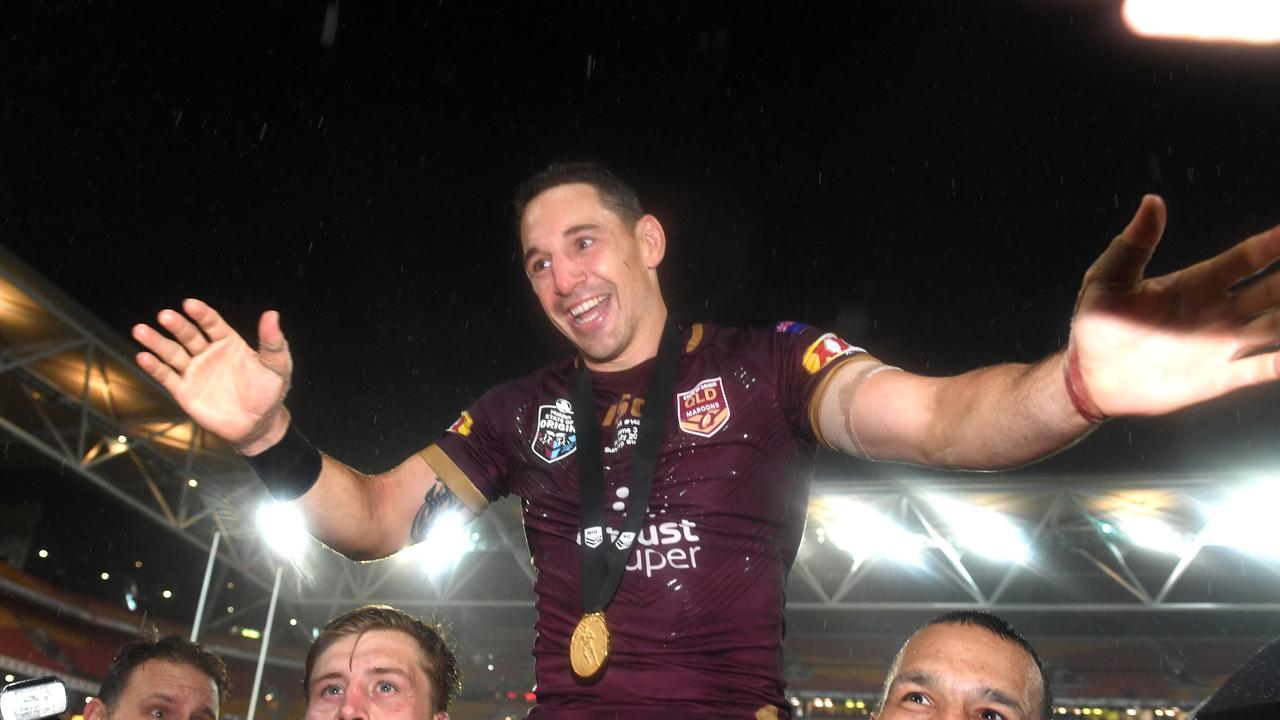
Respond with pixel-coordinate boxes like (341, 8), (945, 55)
(928, 495), (1029, 563)
(402, 510), (475, 576)
(256, 501), (310, 558)
(1204, 482), (1280, 557)
(1124, 0), (1280, 44)
(819, 498), (930, 565)
(1117, 515), (1188, 555)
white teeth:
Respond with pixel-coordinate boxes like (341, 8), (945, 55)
(569, 296), (606, 318)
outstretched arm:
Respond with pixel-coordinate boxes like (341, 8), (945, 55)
(818, 196), (1280, 470)
(133, 299), (472, 560)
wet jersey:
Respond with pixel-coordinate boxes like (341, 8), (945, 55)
(421, 322), (875, 719)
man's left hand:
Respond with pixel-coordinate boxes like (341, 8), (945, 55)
(1072, 195), (1280, 418)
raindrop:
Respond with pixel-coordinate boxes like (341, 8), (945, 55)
(321, 2), (340, 47)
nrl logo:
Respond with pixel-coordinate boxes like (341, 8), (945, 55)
(583, 526), (603, 549)
(531, 398), (577, 463)
(675, 377), (731, 438)
(615, 531), (636, 551)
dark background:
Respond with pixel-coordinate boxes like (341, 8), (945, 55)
(3, 0), (1279, 627)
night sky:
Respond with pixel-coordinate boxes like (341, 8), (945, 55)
(4, 0), (1280, 625)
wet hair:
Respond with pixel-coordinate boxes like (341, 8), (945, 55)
(98, 631), (230, 707)
(304, 605), (461, 714)
(512, 161), (645, 233)
(878, 610), (1053, 720)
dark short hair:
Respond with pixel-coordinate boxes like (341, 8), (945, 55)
(880, 610), (1053, 720)
(512, 161), (645, 233)
(304, 605), (461, 714)
(98, 632), (230, 707)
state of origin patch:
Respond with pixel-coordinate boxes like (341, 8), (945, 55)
(531, 398), (578, 463)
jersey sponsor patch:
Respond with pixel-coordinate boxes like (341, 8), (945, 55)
(676, 376), (731, 438)
(531, 398), (578, 463)
(446, 410), (474, 437)
(802, 332), (860, 375)
(774, 320), (810, 334)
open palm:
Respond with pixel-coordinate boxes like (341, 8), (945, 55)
(1072, 196), (1280, 417)
(133, 299), (292, 451)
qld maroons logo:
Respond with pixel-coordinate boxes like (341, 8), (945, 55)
(531, 398), (578, 463)
(676, 377), (731, 438)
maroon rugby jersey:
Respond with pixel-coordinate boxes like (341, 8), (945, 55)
(420, 322), (874, 719)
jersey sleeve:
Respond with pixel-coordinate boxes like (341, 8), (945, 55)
(417, 387), (513, 515)
(770, 320), (882, 448)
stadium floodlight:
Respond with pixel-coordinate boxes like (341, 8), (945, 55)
(402, 510), (475, 577)
(1204, 482), (1280, 558)
(256, 501), (309, 558)
(1124, 0), (1280, 44)
(1117, 514), (1189, 556)
(820, 498), (930, 566)
(927, 495), (1029, 563)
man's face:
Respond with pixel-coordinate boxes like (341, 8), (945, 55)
(305, 629), (446, 720)
(520, 183), (665, 370)
(874, 624), (1042, 720)
(86, 660), (219, 720)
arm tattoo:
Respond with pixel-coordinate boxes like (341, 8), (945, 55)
(410, 480), (461, 542)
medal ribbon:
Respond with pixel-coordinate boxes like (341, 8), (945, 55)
(575, 322), (683, 613)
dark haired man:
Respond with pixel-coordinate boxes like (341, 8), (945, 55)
(84, 633), (228, 720)
(303, 605), (460, 720)
(874, 611), (1051, 720)
(133, 162), (1280, 718)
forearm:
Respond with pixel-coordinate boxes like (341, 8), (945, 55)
(915, 351), (1095, 469)
(243, 410), (420, 560)
(293, 456), (411, 560)
(834, 350), (1097, 470)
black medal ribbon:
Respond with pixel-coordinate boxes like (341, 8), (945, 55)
(575, 322), (683, 613)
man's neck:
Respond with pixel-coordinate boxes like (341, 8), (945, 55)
(582, 303), (669, 373)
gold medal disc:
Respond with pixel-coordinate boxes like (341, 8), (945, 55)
(569, 612), (611, 679)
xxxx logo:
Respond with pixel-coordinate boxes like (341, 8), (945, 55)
(676, 377), (731, 438)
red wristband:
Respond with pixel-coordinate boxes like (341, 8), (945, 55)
(1064, 345), (1107, 424)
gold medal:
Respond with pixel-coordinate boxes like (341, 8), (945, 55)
(569, 611), (610, 679)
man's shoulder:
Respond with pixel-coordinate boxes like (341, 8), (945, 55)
(687, 320), (821, 353)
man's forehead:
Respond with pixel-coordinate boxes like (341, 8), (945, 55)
(520, 183), (614, 245)
(894, 624), (1039, 702)
(313, 629), (424, 675)
(125, 660), (219, 706)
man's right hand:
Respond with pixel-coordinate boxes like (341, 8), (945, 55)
(132, 298), (293, 456)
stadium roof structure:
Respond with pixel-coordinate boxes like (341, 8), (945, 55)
(3, 241), (1280, 701)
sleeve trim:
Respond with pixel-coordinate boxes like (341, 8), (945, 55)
(805, 353), (881, 449)
(418, 444), (490, 515)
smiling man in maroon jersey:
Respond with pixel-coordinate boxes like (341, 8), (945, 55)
(133, 162), (1280, 719)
